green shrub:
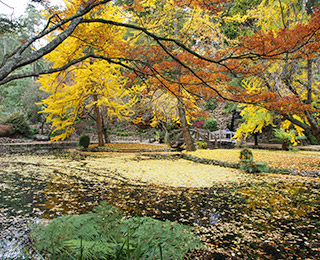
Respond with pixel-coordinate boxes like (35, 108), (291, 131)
(29, 202), (123, 260)
(195, 141), (207, 149)
(204, 98), (217, 110)
(5, 113), (31, 137)
(79, 134), (90, 148)
(202, 118), (218, 132)
(240, 160), (269, 173)
(29, 202), (203, 260)
(239, 148), (269, 173)
(239, 148), (253, 162)
(272, 128), (306, 150)
(117, 132), (133, 137)
(121, 217), (203, 260)
(30, 127), (38, 135)
(110, 131), (133, 136)
(306, 132), (319, 145)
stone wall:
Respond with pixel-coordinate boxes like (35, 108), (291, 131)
(0, 141), (78, 153)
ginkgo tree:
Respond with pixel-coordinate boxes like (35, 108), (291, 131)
(38, 60), (137, 145)
(0, 0), (232, 150)
(233, 78), (275, 145)
(37, 1), (138, 145)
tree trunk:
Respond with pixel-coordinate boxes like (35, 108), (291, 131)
(254, 133), (258, 146)
(173, 13), (195, 152)
(93, 94), (104, 146)
(310, 127), (320, 145)
(159, 122), (170, 145)
(164, 128), (169, 145)
(178, 102), (196, 151)
(282, 141), (290, 151)
(101, 108), (110, 143)
(306, 112), (320, 145)
(230, 112), (236, 131)
(102, 122), (110, 144)
(40, 119), (45, 135)
(307, 59), (313, 104)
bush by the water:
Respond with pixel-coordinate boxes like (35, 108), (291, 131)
(195, 141), (207, 149)
(239, 148), (253, 162)
(202, 118), (218, 132)
(239, 148), (269, 173)
(29, 202), (203, 259)
(5, 113), (31, 137)
(79, 134), (90, 148)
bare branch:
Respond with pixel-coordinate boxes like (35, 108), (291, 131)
(81, 18), (225, 65)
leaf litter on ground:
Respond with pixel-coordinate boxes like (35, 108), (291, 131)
(185, 148), (320, 172)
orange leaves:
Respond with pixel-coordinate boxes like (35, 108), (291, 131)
(236, 12), (320, 59)
(174, 0), (232, 12)
(221, 10), (320, 138)
(120, 0), (231, 102)
(232, 88), (315, 115)
(261, 95), (315, 115)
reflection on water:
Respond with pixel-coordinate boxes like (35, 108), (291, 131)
(0, 154), (230, 225)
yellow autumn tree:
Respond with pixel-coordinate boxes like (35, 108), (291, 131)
(247, 0), (309, 31)
(233, 78), (275, 144)
(38, 0), (137, 145)
(35, 0), (227, 150)
(38, 60), (137, 144)
(133, 88), (201, 144)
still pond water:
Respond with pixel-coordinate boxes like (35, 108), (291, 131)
(0, 151), (319, 259)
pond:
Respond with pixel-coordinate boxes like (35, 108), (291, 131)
(0, 151), (320, 259)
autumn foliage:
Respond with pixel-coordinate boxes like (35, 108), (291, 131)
(220, 1), (320, 143)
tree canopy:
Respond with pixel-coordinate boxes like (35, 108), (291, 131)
(1, 0), (320, 145)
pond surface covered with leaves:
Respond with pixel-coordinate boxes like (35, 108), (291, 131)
(1, 151), (320, 259)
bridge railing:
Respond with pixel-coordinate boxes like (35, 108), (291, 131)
(191, 129), (236, 143)
(168, 128), (237, 148)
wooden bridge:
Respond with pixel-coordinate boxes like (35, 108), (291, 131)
(169, 128), (237, 149)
